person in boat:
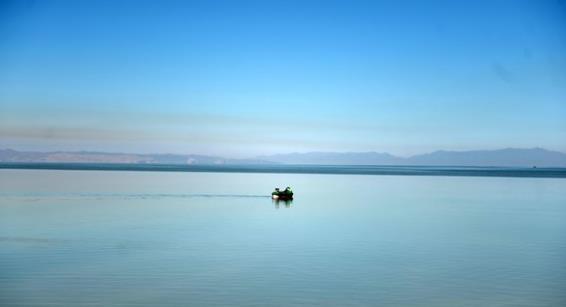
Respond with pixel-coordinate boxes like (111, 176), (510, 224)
(283, 187), (293, 197)
(272, 188), (280, 196)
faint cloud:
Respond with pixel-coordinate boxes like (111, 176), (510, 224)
(0, 125), (144, 141)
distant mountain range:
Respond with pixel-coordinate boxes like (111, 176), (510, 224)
(1, 148), (566, 167)
(258, 148), (566, 167)
(0, 149), (271, 165)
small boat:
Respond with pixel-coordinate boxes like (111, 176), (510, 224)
(271, 187), (293, 200)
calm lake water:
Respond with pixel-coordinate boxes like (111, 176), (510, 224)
(1, 169), (565, 306)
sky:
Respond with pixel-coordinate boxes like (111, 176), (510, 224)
(1, 0), (565, 158)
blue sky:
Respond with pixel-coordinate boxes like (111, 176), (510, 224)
(1, 0), (565, 157)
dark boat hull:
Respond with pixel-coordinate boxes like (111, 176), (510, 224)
(272, 193), (293, 200)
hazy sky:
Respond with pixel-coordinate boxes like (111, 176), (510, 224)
(1, 0), (565, 157)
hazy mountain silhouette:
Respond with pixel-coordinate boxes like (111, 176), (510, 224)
(256, 151), (403, 165)
(407, 148), (566, 167)
(2, 148), (566, 167)
(0, 149), (271, 165)
(258, 148), (566, 167)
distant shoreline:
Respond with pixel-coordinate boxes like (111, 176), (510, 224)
(1, 163), (566, 179)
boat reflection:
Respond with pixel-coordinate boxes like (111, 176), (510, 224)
(272, 198), (293, 208)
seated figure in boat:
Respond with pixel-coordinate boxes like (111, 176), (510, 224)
(272, 188), (280, 197)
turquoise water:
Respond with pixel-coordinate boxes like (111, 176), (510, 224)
(1, 169), (566, 306)
(2, 163), (566, 178)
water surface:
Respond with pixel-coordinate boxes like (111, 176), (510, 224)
(2, 162), (566, 178)
(1, 169), (565, 306)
